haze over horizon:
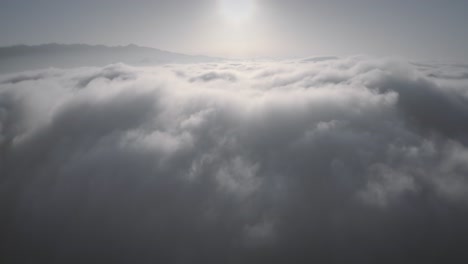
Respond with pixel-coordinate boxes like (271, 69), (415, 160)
(2, 0), (468, 61)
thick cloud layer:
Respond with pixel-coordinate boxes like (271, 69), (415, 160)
(1, 57), (468, 263)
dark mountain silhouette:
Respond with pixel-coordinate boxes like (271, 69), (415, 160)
(0, 43), (220, 73)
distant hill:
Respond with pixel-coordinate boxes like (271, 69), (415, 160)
(0, 43), (220, 73)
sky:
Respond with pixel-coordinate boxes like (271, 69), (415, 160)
(1, 0), (468, 60)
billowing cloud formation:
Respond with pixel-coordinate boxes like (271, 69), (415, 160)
(1, 57), (468, 263)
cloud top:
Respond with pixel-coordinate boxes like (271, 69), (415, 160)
(1, 57), (468, 263)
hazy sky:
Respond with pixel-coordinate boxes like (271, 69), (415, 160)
(1, 0), (468, 60)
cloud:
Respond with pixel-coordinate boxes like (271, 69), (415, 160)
(1, 57), (468, 263)
(189, 71), (238, 83)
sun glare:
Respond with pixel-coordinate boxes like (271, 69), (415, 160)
(219, 0), (254, 23)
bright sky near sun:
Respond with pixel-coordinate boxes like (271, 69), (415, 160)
(1, 0), (468, 60)
(219, 0), (255, 23)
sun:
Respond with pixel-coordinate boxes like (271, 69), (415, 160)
(219, 0), (254, 23)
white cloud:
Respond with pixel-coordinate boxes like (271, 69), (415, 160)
(2, 57), (468, 263)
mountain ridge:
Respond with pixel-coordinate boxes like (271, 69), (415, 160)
(0, 43), (221, 74)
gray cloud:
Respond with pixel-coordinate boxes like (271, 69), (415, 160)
(1, 58), (468, 263)
(189, 71), (238, 83)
